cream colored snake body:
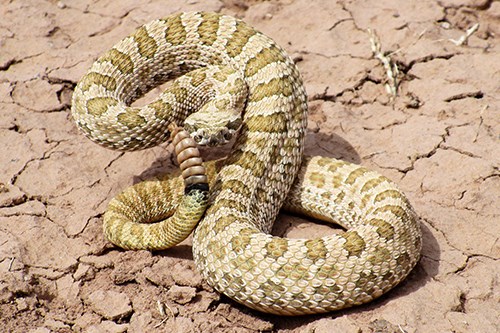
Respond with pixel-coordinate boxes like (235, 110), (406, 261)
(72, 12), (421, 315)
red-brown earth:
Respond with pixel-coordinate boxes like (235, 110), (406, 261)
(1, 0), (498, 332)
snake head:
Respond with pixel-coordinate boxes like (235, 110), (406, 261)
(184, 110), (242, 147)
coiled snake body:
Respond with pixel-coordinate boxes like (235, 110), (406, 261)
(72, 12), (421, 315)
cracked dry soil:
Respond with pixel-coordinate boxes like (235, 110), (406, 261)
(1, 1), (499, 332)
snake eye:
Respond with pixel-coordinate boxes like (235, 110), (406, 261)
(223, 131), (232, 141)
(194, 134), (202, 143)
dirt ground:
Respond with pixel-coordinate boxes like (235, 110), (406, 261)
(1, 0), (499, 332)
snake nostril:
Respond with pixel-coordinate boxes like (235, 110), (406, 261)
(208, 137), (217, 147)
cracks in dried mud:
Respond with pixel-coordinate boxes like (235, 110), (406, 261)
(1, 2), (498, 332)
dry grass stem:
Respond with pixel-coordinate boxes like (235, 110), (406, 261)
(368, 29), (399, 100)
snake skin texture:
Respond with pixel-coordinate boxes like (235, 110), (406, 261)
(71, 11), (422, 315)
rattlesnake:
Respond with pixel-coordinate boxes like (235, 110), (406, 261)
(71, 11), (422, 315)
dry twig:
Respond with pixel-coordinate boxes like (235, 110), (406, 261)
(449, 23), (479, 46)
(368, 29), (399, 99)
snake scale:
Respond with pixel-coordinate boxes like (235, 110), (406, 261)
(71, 11), (422, 315)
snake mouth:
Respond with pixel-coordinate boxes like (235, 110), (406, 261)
(191, 128), (236, 147)
(183, 106), (243, 147)
(184, 117), (241, 147)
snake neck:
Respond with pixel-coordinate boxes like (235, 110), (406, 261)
(200, 23), (308, 233)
